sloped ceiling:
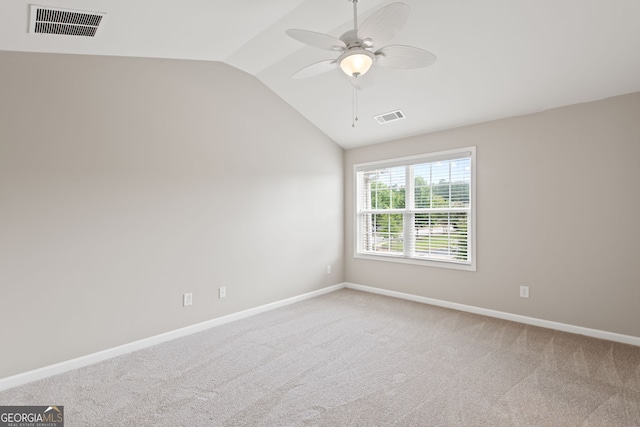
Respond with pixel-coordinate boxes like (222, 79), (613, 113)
(2, 0), (640, 148)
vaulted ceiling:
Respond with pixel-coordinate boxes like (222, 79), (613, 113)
(2, 0), (640, 148)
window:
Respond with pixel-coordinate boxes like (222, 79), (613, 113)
(355, 147), (476, 271)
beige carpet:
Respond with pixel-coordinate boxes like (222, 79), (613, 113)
(1, 289), (639, 426)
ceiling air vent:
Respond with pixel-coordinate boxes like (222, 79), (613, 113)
(29, 5), (106, 37)
(374, 110), (406, 124)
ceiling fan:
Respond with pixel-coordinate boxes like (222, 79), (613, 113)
(286, 0), (436, 87)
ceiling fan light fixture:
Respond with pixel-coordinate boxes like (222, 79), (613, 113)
(338, 49), (374, 77)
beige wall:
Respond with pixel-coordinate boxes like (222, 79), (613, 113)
(345, 92), (640, 338)
(2, 49), (638, 381)
(0, 51), (344, 379)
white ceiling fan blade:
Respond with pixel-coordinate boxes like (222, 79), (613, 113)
(292, 59), (338, 79)
(357, 2), (410, 47)
(375, 45), (437, 69)
(286, 29), (346, 51)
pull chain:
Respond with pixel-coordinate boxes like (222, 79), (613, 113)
(352, 86), (359, 127)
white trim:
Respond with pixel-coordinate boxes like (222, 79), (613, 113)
(0, 283), (345, 392)
(353, 147), (474, 171)
(469, 146), (477, 271)
(344, 283), (640, 347)
(353, 252), (476, 271)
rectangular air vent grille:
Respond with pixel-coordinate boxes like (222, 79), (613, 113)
(374, 110), (405, 124)
(30, 5), (106, 37)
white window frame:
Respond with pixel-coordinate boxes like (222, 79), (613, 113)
(354, 146), (476, 271)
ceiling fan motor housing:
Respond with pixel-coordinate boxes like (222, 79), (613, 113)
(337, 28), (375, 77)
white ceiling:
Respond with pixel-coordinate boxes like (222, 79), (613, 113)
(2, 0), (640, 148)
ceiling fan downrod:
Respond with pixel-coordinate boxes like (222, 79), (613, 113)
(351, 0), (359, 32)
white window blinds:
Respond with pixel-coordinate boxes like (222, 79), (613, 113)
(355, 147), (476, 270)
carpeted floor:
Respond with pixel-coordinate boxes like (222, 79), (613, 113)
(1, 289), (639, 426)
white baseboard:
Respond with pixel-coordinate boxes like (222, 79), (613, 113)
(345, 283), (640, 347)
(0, 283), (345, 392)
(4, 281), (637, 392)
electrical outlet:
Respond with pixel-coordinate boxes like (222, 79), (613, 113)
(219, 287), (226, 299)
(519, 286), (530, 299)
(183, 293), (193, 306)
(326, 265), (332, 274)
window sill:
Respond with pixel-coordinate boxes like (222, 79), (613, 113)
(354, 252), (476, 271)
